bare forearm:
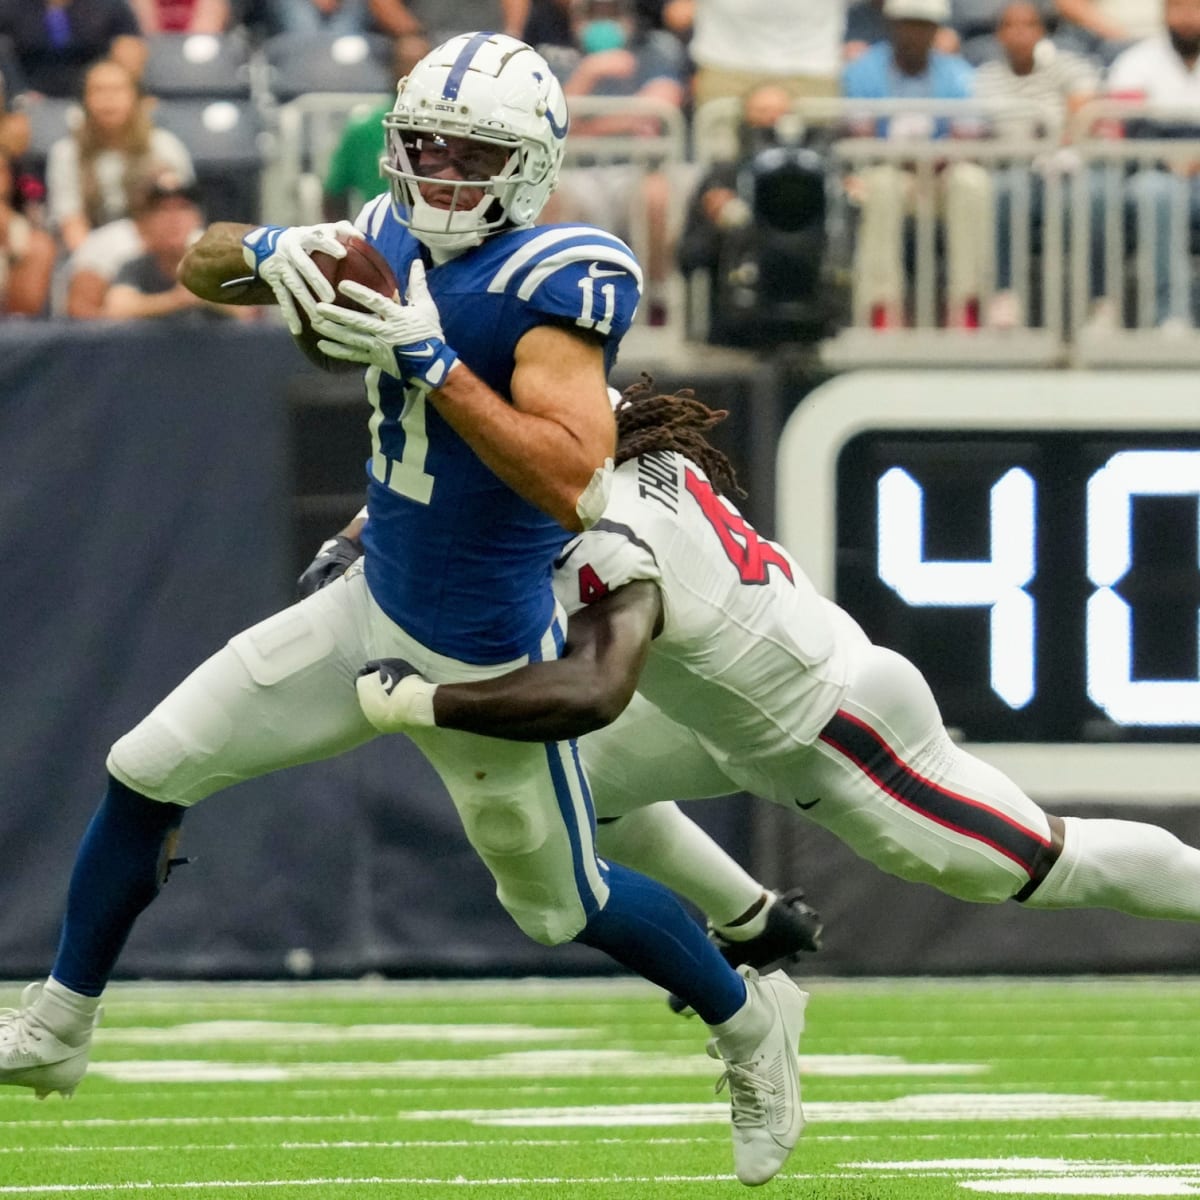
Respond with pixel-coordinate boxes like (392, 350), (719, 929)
(1056, 0), (1124, 36)
(433, 658), (618, 741)
(104, 284), (196, 319)
(367, 0), (423, 36)
(429, 582), (659, 740)
(429, 365), (608, 531)
(180, 221), (275, 304)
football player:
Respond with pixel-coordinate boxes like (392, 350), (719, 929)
(356, 380), (1200, 944)
(0, 36), (805, 1188)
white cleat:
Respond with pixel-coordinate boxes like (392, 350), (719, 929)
(708, 966), (807, 1187)
(0, 982), (99, 1099)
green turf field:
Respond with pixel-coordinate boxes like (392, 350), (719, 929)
(1, 975), (1198, 1198)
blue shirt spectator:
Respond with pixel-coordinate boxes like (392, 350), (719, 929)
(843, 0), (975, 135)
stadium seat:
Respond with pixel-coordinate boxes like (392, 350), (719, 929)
(260, 32), (395, 104)
(14, 94), (80, 172)
(141, 32), (253, 100)
(152, 98), (265, 221)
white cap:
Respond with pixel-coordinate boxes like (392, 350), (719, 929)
(883, 0), (951, 21)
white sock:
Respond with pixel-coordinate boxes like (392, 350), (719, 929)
(38, 978), (100, 1044)
(1025, 816), (1200, 920)
(707, 973), (770, 1060)
(596, 802), (764, 927)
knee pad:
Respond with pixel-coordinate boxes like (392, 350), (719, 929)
(107, 701), (233, 808)
(459, 794), (549, 859)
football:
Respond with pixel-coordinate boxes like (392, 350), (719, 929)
(294, 235), (399, 373)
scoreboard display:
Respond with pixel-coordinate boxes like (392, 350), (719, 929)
(777, 371), (1200, 801)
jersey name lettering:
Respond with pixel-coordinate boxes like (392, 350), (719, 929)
(637, 451), (679, 513)
(578, 563), (610, 604)
(684, 468), (795, 587)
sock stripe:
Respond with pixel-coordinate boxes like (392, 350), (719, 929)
(818, 709), (1051, 878)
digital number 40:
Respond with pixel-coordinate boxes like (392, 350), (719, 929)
(878, 449), (1200, 727)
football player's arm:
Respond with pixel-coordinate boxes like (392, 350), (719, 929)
(429, 324), (615, 533)
(360, 581), (662, 741)
(179, 221), (275, 305)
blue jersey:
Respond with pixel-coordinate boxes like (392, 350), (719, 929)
(352, 195), (642, 664)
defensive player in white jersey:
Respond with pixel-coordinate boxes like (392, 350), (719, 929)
(0, 37), (807, 1187)
(356, 381), (1200, 945)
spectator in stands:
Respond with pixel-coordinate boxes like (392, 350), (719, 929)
(677, 82), (836, 344)
(846, 0), (962, 57)
(0, 68), (30, 160)
(0, 0), (147, 99)
(129, 0), (232, 33)
(545, 0), (689, 323)
(975, 0), (1100, 326)
(61, 204), (140, 315)
(515, 0), (687, 46)
(678, 82), (794, 281)
(372, 2), (527, 41)
(102, 170), (241, 320)
(46, 57), (192, 254)
(842, 0), (992, 328)
(322, 30), (428, 221)
(1053, 0), (1163, 63)
(689, 0), (846, 107)
(1101, 0), (1200, 328)
(267, 0), (370, 34)
(0, 148), (54, 315)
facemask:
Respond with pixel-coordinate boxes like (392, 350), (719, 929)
(1170, 27), (1200, 58)
(581, 19), (627, 54)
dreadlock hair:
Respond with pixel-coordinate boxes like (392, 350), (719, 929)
(613, 375), (745, 498)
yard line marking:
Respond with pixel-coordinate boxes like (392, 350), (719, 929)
(86, 1053), (984, 1084)
(0, 1138), (718, 1154)
(99, 1023), (587, 1045)
(9, 1092), (1200, 1131)
(0, 1176), (757, 1194)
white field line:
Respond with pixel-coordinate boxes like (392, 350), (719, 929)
(8, 1093), (1200, 1130)
(0, 1177), (750, 1194)
(7, 1169), (1200, 1196)
(0, 1138), (718, 1154)
(4, 1132), (1196, 1155)
(84, 1052), (985, 1083)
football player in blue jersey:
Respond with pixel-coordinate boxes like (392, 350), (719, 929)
(0, 33), (806, 1188)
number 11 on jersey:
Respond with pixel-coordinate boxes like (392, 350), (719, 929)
(366, 367), (435, 504)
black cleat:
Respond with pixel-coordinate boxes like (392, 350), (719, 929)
(668, 889), (823, 1016)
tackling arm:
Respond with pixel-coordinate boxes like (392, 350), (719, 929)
(358, 581), (663, 742)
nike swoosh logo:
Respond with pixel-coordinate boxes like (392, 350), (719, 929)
(588, 263), (624, 279)
(795, 797), (822, 810)
(407, 342), (436, 358)
(554, 540), (582, 569)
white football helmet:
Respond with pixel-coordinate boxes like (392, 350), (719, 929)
(382, 32), (569, 254)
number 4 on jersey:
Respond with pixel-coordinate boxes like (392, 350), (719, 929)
(685, 469), (794, 586)
(577, 563), (610, 604)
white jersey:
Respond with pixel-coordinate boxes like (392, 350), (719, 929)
(552, 451), (854, 770)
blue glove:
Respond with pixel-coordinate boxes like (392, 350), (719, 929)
(311, 260), (461, 391)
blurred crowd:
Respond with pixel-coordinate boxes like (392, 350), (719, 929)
(0, 0), (1197, 340)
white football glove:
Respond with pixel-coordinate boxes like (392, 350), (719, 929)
(311, 259), (461, 391)
(356, 658), (438, 731)
(242, 221), (360, 336)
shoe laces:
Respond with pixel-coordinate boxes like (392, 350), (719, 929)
(0, 1006), (46, 1054)
(709, 1043), (777, 1130)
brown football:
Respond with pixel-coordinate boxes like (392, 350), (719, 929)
(294, 235), (399, 373)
